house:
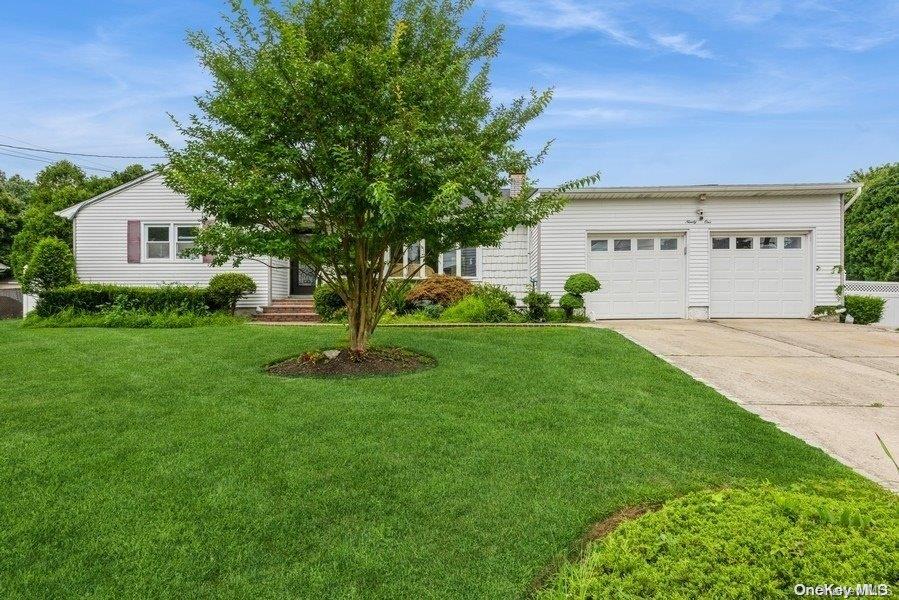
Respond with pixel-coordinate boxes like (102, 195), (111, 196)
(54, 172), (860, 319)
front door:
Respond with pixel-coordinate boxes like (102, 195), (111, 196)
(290, 261), (317, 295)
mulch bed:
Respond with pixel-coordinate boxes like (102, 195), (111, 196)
(266, 346), (436, 378)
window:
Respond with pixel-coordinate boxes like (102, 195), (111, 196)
(441, 249), (456, 275)
(760, 236), (778, 249)
(614, 239), (631, 251)
(736, 237), (753, 249)
(660, 238), (678, 251)
(146, 226), (171, 259)
(176, 226), (198, 258)
(407, 242), (421, 267)
(439, 247), (479, 278)
(460, 247), (477, 277)
(712, 237), (730, 250)
(590, 239), (608, 252)
(144, 223), (201, 261)
(637, 238), (654, 251)
(784, 236), (802, 250)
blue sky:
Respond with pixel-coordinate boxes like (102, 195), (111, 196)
(0, 1), (897, 186)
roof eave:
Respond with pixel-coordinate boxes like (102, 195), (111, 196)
(54, 171), (161, 220)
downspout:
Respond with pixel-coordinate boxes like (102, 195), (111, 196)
(838, 185), (862, 305)
(267, 257), (273, 308)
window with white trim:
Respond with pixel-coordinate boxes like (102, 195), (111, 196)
(439, 247), (480, 278)
(143, 223), (201, 261)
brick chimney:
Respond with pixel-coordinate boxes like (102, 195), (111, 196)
(509, 172), (525, 198)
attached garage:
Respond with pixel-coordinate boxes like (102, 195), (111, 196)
(529, 183), (860, 320)
(586, 233), (685, 318)
(710, 232), (810, 318)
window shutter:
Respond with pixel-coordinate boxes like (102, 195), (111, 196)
(127, 221), (141, 263)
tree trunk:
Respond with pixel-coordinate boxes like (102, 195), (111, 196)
(346, 278), (382, 354)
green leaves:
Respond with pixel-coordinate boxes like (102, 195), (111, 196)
(845, 162), (899, 282)
(154, 0), (595, 347)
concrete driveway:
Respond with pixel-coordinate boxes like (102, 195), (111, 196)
(598, 319), (899, 491)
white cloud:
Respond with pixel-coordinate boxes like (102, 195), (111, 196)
(490, 0), (640, 46)
(651, 33), (713, 58)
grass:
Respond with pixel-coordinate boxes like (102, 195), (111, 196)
(0, 321), (860, 599)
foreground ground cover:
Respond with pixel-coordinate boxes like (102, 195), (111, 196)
(0, 322), (859, 598)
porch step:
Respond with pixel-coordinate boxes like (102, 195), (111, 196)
(263, 304), (317, 314)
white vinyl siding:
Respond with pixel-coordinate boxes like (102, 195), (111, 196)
(72, 174), (275, 308)
(481, 225), (530, 298)
(537, 194), (843, 317)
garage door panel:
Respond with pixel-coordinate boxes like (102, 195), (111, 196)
(587, 233), (685, 319)
(710, 233), (810, 318)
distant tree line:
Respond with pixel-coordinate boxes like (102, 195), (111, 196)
(0, 161), (148, 279)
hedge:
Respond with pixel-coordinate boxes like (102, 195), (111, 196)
(35, 283), (215, 317)
(844, 295), (886, 325)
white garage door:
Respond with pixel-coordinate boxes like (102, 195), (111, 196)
(710, 233), (810, 318)
(586, 234), (685, 319)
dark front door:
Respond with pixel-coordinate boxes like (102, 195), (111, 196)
(290, 261), (317, 295)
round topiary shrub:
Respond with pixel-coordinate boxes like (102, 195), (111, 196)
(20, 237), (76, 295)
(407, 275), (474, 307)
(539, 481), (898, 600)
(564, 272), (601, 295)
(844, 295), (886, 325)
(312, 282), (346, 321)
(207, 272), (257, 314)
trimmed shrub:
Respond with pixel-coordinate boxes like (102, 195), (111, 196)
(558, 292), (584, 319)
(563, 272), (601, 295)
(207, 272), (257, 314)
(472, 282), (516, 308)
(407, 275), (474, 307)
(523, 285), (552, 322)
(440, 295), (487, 323)
(35, 283), (209, 317)
(20, 237), (76, 295)
(539, 481), (898, 600)
(312, 283), (345, 321)
(844, 295), (886, 325)
(382, 279), (414, 314)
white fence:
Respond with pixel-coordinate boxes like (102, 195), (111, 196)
(844, 281), (899, 327)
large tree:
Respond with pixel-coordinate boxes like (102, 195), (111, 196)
(154, 0), (593, 352)
(845, 163), (898, 282)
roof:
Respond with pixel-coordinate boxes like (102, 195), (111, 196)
(55, 171), (161, 220)
(548, 182), (861, 201)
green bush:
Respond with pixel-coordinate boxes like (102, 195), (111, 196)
(24, 308), (242, 329)
(439, 295), (487, 323)
(523, 284), (552, 322)
(539, 481), (898, 600)
(312, 283), (346, 321)
(558, 292), (584, 319)
(20, 237), (76, 295)
(844, 295), (886, 325)
(207, 272), (257, 314)
(35, 283), (209, 317)
(472, 282), (516, 307)
(407, 275), (474, 307)
(382, 279), (414, 314)
(563, 272), (601, 295)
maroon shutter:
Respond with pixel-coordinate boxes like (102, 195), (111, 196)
(127, 221), (141, 263)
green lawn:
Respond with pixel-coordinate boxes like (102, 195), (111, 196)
(0, 321), (857, 599)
